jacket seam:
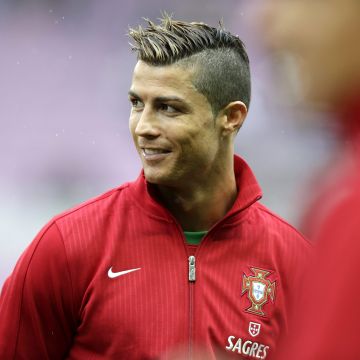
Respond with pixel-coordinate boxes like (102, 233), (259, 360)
(13, 220), (58, 359)
(53, 222), (76, 328)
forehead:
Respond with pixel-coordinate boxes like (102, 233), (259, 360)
(130, 60), (198, 98)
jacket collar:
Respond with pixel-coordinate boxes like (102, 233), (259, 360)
(129, 154), (262, 224)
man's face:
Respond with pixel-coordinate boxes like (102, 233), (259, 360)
(261, 0), (360, 104)
(129, 60), (223, 187)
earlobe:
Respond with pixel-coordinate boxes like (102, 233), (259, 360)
(222, 101), (248, 135)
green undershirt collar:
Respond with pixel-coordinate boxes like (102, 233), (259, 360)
(184, 231), (207, 245)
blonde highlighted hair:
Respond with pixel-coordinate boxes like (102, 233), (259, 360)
(128, 14), (251, 114)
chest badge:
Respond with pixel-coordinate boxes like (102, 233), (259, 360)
(242, 267), (276, 316)
(249, 321), (261, 337)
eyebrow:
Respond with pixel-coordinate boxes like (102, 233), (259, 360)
(128, 90), (187, 104)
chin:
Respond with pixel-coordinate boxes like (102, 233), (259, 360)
(143, 168), (180, 187)
(143, 169), (168, 185)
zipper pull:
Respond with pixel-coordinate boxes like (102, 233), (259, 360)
(188, 256), (196, 282)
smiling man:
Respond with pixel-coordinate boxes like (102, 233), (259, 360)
(128, 58), (243, 232)
(0, 16), (310, 359)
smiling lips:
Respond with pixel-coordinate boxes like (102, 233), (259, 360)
(141, 147), (171, 161)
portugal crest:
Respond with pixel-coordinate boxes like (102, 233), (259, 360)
(248, 322), (261, 337)
(242, 267), (276, 316)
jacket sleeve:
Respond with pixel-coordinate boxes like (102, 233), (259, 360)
(0, 221), (76, 360)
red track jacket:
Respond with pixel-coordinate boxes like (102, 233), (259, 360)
(0, 156), (311, 359)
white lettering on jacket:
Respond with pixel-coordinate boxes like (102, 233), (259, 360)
(225, 335), (269, 359)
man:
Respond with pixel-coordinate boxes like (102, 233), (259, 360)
(260, 1), (360, 359)
(0, 15), (310, 359)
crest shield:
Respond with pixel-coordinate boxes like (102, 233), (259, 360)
(252, 282), (265, 301)
(249, 322), (261, 337)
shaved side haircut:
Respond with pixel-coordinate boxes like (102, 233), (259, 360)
(128, 15), (251, 116)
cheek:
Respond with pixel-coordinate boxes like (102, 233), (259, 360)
(129, 114), (138, 137)
(187, 130), (219, 159)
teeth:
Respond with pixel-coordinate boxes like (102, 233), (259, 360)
(143, 148), (167, 155)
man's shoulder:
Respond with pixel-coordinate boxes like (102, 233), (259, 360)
(249, 202), (311, 248)
(26, 181), (139, 276)
(52, 182), (133, 225)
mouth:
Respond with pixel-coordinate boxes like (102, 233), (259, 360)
(141, 147), (172, 161)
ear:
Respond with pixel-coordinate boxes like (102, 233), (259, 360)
(220, 101), (248, 136)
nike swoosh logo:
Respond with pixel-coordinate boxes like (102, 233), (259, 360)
(107, 267), (141, 279)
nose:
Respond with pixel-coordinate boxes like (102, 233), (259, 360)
(134, 107), (160, 139)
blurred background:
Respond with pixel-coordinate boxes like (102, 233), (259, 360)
(0, 0), (336, 286)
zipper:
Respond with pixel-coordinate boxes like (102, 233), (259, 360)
(188, 255), (196, 359)
(188, 255), (196, 282)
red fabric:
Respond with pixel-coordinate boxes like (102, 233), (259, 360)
(0, 156), (311, 359)
(276, 101), (360, 360)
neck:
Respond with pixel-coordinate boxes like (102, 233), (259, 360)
(155, 158), (238, 231)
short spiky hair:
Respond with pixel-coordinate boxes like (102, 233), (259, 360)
(128, 15), (251, 115)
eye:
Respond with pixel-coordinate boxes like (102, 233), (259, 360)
(159, 103), (178, 113)
(130, 98), (144, 110)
